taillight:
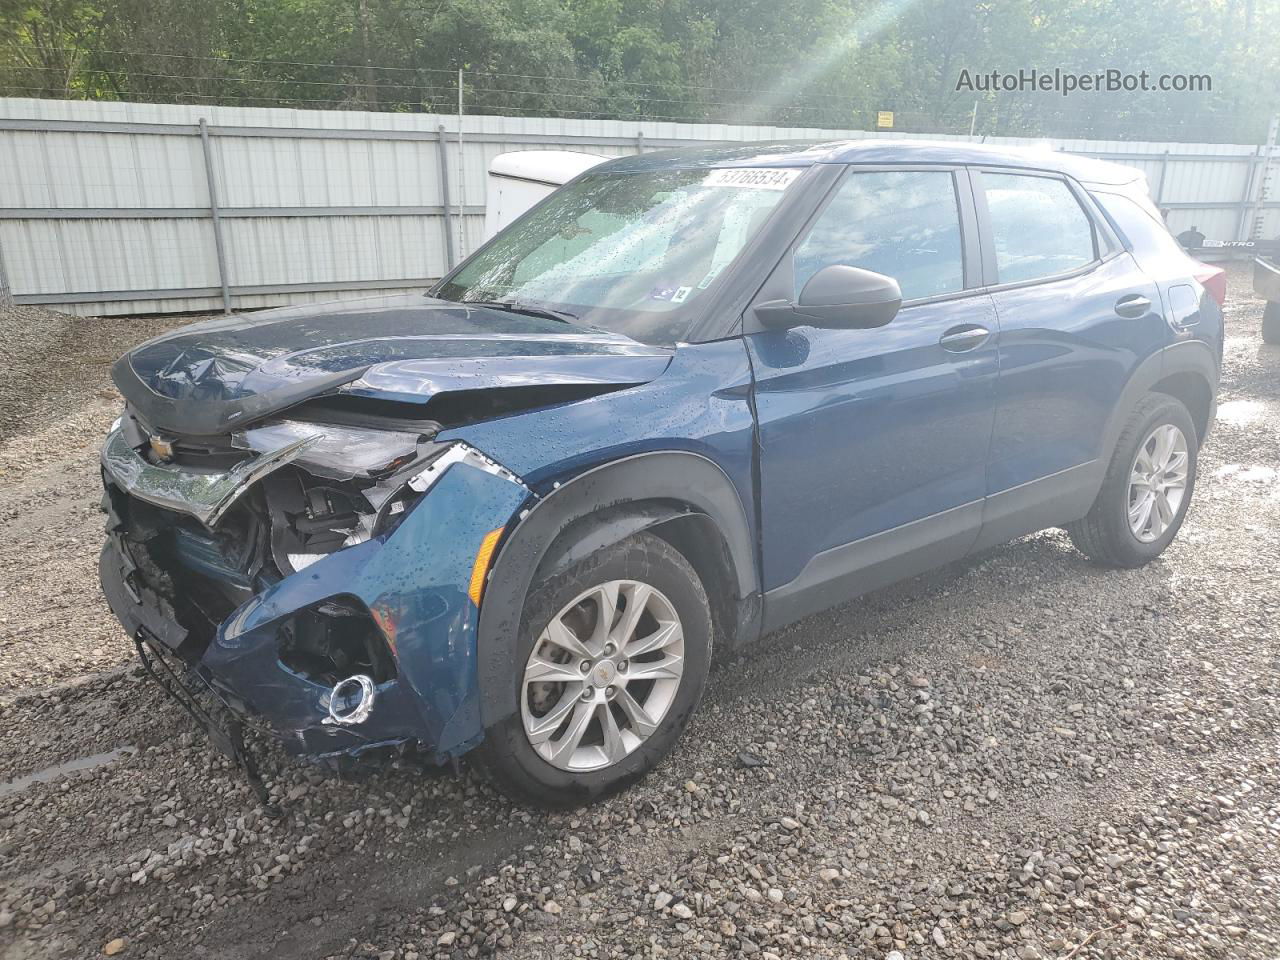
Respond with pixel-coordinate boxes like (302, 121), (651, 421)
(1193, 261), (1227, 308)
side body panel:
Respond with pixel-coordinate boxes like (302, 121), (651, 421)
(976, 253), (1167, 546)
(968, 163), (1176, 550)
(443, 339), (757, 504)
(741, 163), (1000, 631)
(986, 254), (1165, 486)
(1090, 184), (1226, 372)
(746, 294), (1000, 594)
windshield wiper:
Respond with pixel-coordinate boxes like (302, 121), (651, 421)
(461, 298), (581, 325)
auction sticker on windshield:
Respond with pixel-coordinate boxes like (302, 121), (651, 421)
(703, 168), (801, 190)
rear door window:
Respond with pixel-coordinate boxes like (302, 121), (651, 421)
(983, 173), (1097, 284)
(793, 170), (965, 301)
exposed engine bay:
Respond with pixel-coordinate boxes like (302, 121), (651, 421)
(101, 395), (535, 665)
(99, 389), (534, 802)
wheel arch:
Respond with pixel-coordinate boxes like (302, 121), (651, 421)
(1103, 340), (1218, 461)
(475, 451), (760, 729)
(1150, 369), (1214, 442)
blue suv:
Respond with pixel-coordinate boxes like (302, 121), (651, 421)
(99, 140), (1222, 807)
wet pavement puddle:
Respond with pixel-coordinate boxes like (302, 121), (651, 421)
(0, 746), (137, 799)
(1213, 463), (1278, 484)
(1215, 399), (1272, 427)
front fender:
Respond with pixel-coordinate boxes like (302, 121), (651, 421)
(202, 457), (529, 758)
(475, 450), (760, 729)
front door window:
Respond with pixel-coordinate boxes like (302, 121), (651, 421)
(793, 170), (966, 300)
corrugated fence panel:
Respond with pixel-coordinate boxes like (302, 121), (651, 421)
(1, 217), (216, 297)
(1, 128), (208, 208)
(222, 215), (445, 287)
(0, 96), (1275, 316)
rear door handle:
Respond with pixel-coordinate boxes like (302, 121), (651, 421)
(939, 324), (991, 352)
(1114, 294), (1152, 318)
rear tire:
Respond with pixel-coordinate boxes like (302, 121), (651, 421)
(1263, 301), (1280, 344)
(1066, 394), (1198, 568)
(473, 532), (712, 808)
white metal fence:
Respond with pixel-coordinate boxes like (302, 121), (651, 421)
(1, 97), (1277, 316)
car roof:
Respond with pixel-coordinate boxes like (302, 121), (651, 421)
(598, 139), (1143, 186)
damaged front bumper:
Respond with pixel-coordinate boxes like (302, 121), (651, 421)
(99, 425), (531, 765)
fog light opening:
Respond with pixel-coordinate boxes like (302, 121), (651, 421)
(325, 674), (376, 726)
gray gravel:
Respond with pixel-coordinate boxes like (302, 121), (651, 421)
(0, 306), (187, 444)
(0, 307), (190, 694)
(1, 270), (1278, 960)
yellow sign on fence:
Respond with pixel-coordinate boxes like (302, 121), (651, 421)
(876, 111), (894, 129)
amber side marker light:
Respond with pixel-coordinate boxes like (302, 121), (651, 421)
(468, 527), (505, 607)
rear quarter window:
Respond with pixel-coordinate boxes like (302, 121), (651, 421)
(1092, 190), (1192, 266)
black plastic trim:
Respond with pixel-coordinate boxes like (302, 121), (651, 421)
(1103, 339), (1219, 457)
(971, 461), (1103, 552)
(475, 451), (759, 727)
(535, 502), (692, 579)
(761, 500), (983, 633)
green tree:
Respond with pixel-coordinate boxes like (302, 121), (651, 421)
(1, 0), (1277, 141)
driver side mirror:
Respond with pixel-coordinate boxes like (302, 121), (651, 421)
(754, 264), (902, 330)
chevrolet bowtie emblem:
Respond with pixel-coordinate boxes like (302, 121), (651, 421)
(148, 435), (175, 462)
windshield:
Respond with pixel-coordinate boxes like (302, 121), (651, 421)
(434, 167), (800, 344)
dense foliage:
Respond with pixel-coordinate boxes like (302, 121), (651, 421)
(1, 0), (1277, 141)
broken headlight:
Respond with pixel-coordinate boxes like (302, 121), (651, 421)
(240, 420), (437, 576)
(254, 434), (519, 580)
(232, 420), (424, 481)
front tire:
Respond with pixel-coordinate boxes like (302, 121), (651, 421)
(473, 532), (713, 808)
(1066, 394), (1198, 568)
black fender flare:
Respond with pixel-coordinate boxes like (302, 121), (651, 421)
(534, 501), (695, 580)
(1099, 339), (1218, 463)
(475, 450), (758, 728)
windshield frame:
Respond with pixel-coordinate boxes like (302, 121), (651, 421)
(429, 161), (829, 345)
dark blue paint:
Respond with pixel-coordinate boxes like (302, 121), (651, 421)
(746, 294), (1000, 589)
(986, 255), (1167, 491)
(442, 339), (756, 500)
(345, 352), (672, 405)
(117, 293), (670, 433)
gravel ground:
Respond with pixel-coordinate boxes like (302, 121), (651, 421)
(1, 271), (1277, 960)
(0, 307), (191, 693)
(0, 307), (188, 444)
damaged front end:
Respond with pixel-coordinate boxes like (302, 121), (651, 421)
(99, 402), (531, 779)
(95, 296), (674, 794)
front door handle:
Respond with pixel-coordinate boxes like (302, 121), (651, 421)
(939, 324), (991, 352)
(1114, 294), (1152, 318)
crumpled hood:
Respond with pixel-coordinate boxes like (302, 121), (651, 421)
(114, 294), (672, 434)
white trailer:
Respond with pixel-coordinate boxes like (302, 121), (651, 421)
(482, 151), (609, 241)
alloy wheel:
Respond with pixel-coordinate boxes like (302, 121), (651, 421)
(520, 579), (685, 772)
(1127, 422), (1189, 543)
